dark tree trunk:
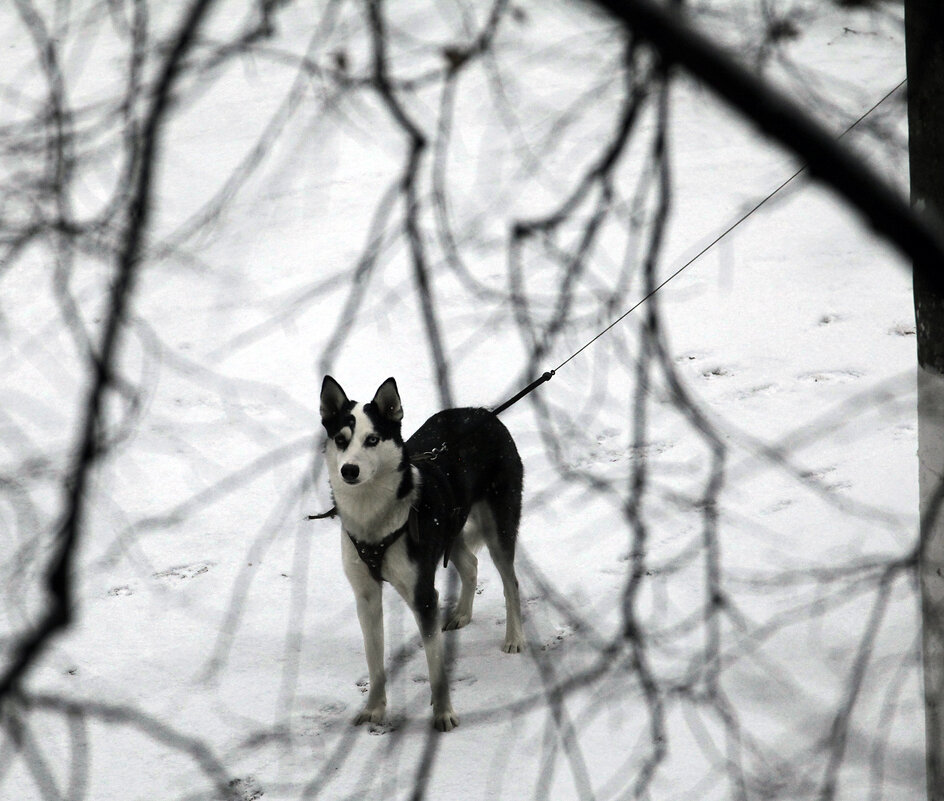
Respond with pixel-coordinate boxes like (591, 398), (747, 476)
(908, 0), (944, 372)
(906, 2), (944, 799)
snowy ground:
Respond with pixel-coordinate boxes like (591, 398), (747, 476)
(0, 1), (925, 799)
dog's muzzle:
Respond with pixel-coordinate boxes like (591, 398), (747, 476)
(340, 463), (360, 484)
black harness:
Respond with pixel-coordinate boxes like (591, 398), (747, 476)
(347, 509), (419, 582)
(346, 498), (464, 582)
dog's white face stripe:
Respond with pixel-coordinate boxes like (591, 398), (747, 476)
(325, 404), (408, 539)
(335, 405), (398, 482)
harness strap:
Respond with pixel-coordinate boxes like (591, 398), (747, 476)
(348, 511), (413, 582)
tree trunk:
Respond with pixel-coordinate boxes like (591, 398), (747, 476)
(906, 2), (944, 799)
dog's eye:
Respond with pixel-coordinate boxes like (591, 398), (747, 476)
(364, 435), (380, 447)
(334, 435), (347, 448)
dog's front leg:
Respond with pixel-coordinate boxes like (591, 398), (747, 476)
(385, 547), (458, 731)
(342, 535), (386, 725)
(414, 586), (459, 732)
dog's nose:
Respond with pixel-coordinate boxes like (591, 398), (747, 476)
(340, 463), (360, 483)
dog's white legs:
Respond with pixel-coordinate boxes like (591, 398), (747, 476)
(342, 535), (386, 725)
(475, 501), (525, 655)
(415, 612), (459, 732)
(487, 544), (525, 654)
(443, 538), (477, 631)
(498, 566), (525, 653)
(352, 588), (387, 724)
(382, 545), (458, 732)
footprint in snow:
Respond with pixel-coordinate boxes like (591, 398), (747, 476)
(542, 625), (577, 651)
(152, 561), (214, 580)
(737, 383), (775, 400)
(798, 370), (863, 384)
(889, 322), (916, 337)
(702, 366), (732, 379)
(676, 352), (736, 381)
(228, 776), (264, 801)
(893, 423), (915, 440)
(368, 720), (400, 736)
(296, 702), (348, 737)
(799, 466), (851, 493)
(763, 498), (795, 514)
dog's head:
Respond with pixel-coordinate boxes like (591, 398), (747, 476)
(320, 376), (404, 488)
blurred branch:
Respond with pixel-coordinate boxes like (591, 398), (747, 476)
(0, 0), (219, 704)
(590, 0), (944, 287)
(16, 692), (234, 798)
(366, 0), (454, 408)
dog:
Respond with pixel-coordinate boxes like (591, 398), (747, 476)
(320, 375), (525, 732)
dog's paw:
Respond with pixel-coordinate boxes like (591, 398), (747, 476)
(501, 637), (524, 654)
(353, 705), (386, 726)
(432, 708), (459, 732)
(442, 611), (471, 631)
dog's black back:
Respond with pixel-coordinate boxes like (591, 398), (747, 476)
(405, 408), (523, 603)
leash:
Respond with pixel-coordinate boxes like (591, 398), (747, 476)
(307, 77), (905, 523)
(550, 76), (907, 377)
(491, 370), (556, 416)
(306, 507), (338, 520)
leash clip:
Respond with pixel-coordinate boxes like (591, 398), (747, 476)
(413, 442), (447, 463)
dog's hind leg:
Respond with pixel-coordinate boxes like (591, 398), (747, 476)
(483, 489), (525, 654)
(443, 535), (477, 631)
(488, 540), (525, 653)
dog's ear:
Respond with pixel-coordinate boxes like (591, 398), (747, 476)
(371, 377), (403, 422)
(320, 375), (349, 422)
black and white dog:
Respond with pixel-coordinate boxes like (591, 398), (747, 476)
(320, 376), (525, 732)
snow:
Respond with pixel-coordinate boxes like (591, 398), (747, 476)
(0, 1), (924, 799)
